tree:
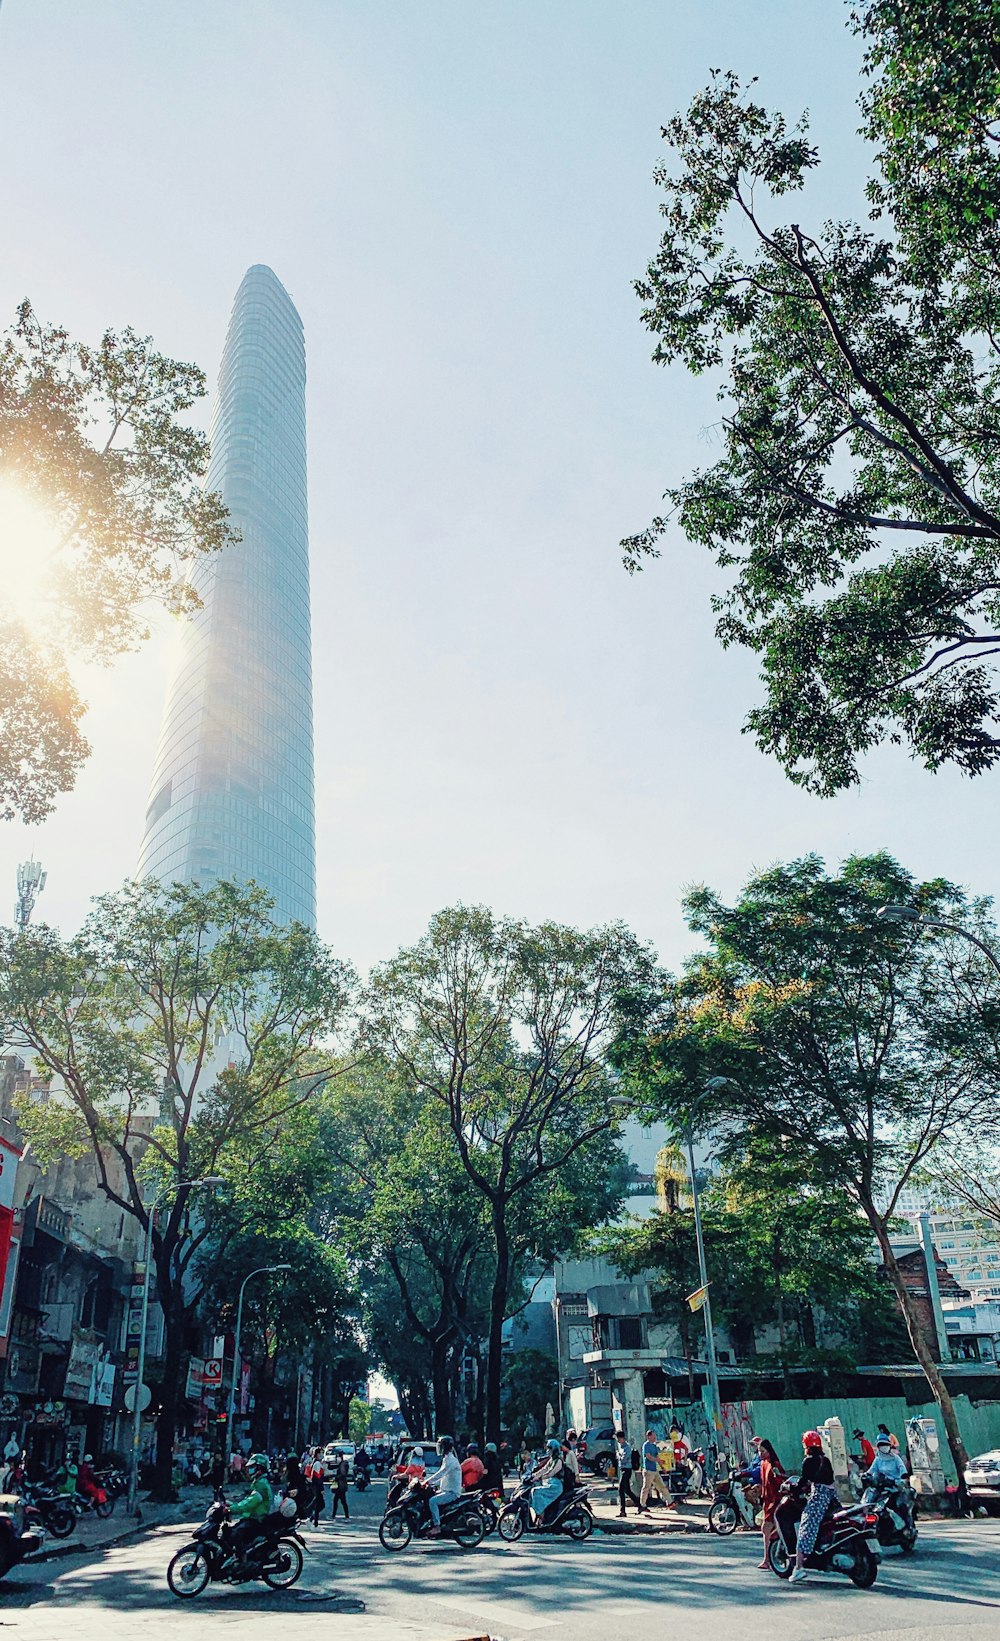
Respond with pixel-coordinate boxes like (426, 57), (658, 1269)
(623, 5), (1000, 794)
(349, 1396), (373, 1446)
(500, 1349), (559, 1442)
(0, 878), (355, 1496)
(615, 852), (1000, 1489)
(325, 1058), (494, 1435)
(365, 906), (651, 1441)
(0, 302), (237, 820)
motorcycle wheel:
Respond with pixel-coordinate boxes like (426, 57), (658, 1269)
(900, 1529), (917, 1555)
(451, 1510), (485, 1550)
(563, 1506), (593, 1541)
(263, 1538), (304, 1589)
(44, 1506), (76, 1539)
(95, 1497), (115, 1520)
(708, 1499), (739, 1536)
(498, 1508), (525, 1543)
(767, 1536), (794, 1580)
(478, 1497), (499, 1535)
(849, 1545), (878, 1588)
(167, 1544), (211, 1599)
(378, 1512), (412, 1551)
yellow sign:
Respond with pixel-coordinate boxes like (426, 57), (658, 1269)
(686, 1284), (709, 1312)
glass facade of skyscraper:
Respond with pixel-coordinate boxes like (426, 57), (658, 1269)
(138, 265), (316, 927)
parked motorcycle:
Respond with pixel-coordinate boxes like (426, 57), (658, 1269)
(0, 1497), (45, 1580)
(167, 1490), (305, 1599)
(378, 1480), (485, 1552)
(497, 1476), (593, 1542)
(669, 1450), (707, 1501)
(70, 1487), (115, 1521)
(862, 1474), (917, 1555)
(95, 1466), (127, 1501)
(768, 1478), (880, 1587)
(17, 1481), (77, 1540)
(708, 1470), (760, 1534)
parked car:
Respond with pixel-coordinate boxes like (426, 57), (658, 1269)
(578, 1426), (618, 1477)
(966, 1450), (1000, 1513)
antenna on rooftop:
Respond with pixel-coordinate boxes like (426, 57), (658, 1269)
(15, 859), (46, 931)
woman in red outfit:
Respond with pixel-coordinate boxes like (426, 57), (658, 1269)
(757, 1439), (786, 1569)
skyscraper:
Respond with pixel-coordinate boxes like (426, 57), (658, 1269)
(138, 265), (316, 927)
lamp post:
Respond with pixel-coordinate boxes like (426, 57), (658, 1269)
(683, 1079), (732, 1466)
(128, 1177), (222, 1513)
(876, 904), (1000, 981)
(225, 1264), (292, 1463)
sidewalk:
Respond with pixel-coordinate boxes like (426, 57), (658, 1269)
(586, 1478), (711, 1535)
(34, 1493), (203, 1562)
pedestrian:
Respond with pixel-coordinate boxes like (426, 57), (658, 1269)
(877, 1421), (900, 1454)
(640, 1430), (673, 1510)
(330, 1451), (350, 1519)
(282, 1452), (305, 1518)
(787, 1430), (838, 1584)
(756, 1439), (785, 1570)
(853, 1427), (875, 1469)
(614, 1431), (647, 1517)
(309, 1447), (326, 1526)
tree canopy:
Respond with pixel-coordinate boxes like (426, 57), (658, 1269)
(0, 303), (236, 820)
(624, 2), (1000, 794)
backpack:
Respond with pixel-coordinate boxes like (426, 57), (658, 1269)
(631, 1448), (641, 1471)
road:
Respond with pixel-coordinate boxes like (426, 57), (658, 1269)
(1, 1480), (998, 1641)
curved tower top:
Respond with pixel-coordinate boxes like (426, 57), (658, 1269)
(138, 265), (316, 927)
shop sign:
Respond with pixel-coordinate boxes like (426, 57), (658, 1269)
(185, 1357), (205, 1400)
(90, 1355), (116, 1409)
(64, 1328), (100, 1402)
(123, 1264), (146, 1386)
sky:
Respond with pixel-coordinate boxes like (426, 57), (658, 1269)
(1, 0), (997, 985)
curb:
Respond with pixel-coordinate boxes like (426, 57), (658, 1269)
(33, 1510), (188, 1564)
(595, 1517), (707, 1536)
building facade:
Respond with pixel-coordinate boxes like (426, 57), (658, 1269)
(138, 264), (316, 928)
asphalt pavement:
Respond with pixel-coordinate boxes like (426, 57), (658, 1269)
(0, 1477), (997, 1641)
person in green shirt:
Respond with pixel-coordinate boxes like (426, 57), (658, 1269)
(228, 1453), (274, 1565)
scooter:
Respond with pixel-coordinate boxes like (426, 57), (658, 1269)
(862, 1474), (918, 1554)
(0, 1497), (45, 1580)
(469, 1485), (503, 1535)
(353, 1463), (371, 1492)
(167, 1489), (305, 1599)
(768, 1478), (880, 1587)
(378, 1479), (485, 1551)
(497, 1476), (593, 1542)
(708, 1469), (760, 1534)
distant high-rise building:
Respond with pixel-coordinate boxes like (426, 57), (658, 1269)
(138, 265), (316, 926)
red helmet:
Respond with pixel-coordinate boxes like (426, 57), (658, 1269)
(802, 1429), (822, 1450)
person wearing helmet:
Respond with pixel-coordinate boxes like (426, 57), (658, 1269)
(528, 1438), (566, 1526)
(424, 1436), (462, 1536)
(482, 1442), (504, 1494)
(228, 1452), (274, 1566)
(76, 1453), (104, 1504)
(787, 1430), (837, 1583)
(863, 1433), (913, 1530)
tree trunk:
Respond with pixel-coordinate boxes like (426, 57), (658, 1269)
(151, 1280), (186, 1502)
(874, 1221), (969, 1490)
(485, 1206), (510, 1445)
(430, 1334), (453, 1435)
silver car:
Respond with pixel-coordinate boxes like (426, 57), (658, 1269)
(966, 1450), (1000, 1512)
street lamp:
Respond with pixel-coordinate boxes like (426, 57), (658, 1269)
(682, 1078), (734, 1467)
(224, 1264), (292, 1462)
(876, 904), (1000, 981)
(128, 1177), (223, 1513)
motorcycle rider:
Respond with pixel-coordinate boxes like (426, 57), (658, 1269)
(460, 1441), (486, 1490)
(482, 1441), (504, 1495)
(786, 1429), (838, 1584)
(227, 1452), (274, 1567)
(529, 1438), (566, 1526)
(863, 1431), (913, 1530)
(76, 1454), (105, 1505)
(424, 1436), (462, 1537)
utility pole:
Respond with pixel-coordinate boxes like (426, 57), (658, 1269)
(15, 859), (46, 931)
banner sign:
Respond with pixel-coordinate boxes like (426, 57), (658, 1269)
(123, 1264), (146, 1385)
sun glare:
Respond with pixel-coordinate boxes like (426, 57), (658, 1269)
(0, 477), (62, 632)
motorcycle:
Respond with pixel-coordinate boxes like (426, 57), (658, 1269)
(378, 1479), (485, 1551)
(95, 1466), (128, 1501)
(497, 1476), (593, 1542)
(353, 1462), (371, 1492)
(19, 1482), (77, 1540)
(708, 1470), (760, 1534)
(862, 1474), (918, 1555)
(768, 1478), (880, 1587)
(668, 1450), (707, 1501)
(0, 1497), (45, 1580)
(469, 1485), (503, 1536)
(69, 1485), (115, 1521)
(167, 1490), (305, 1599)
